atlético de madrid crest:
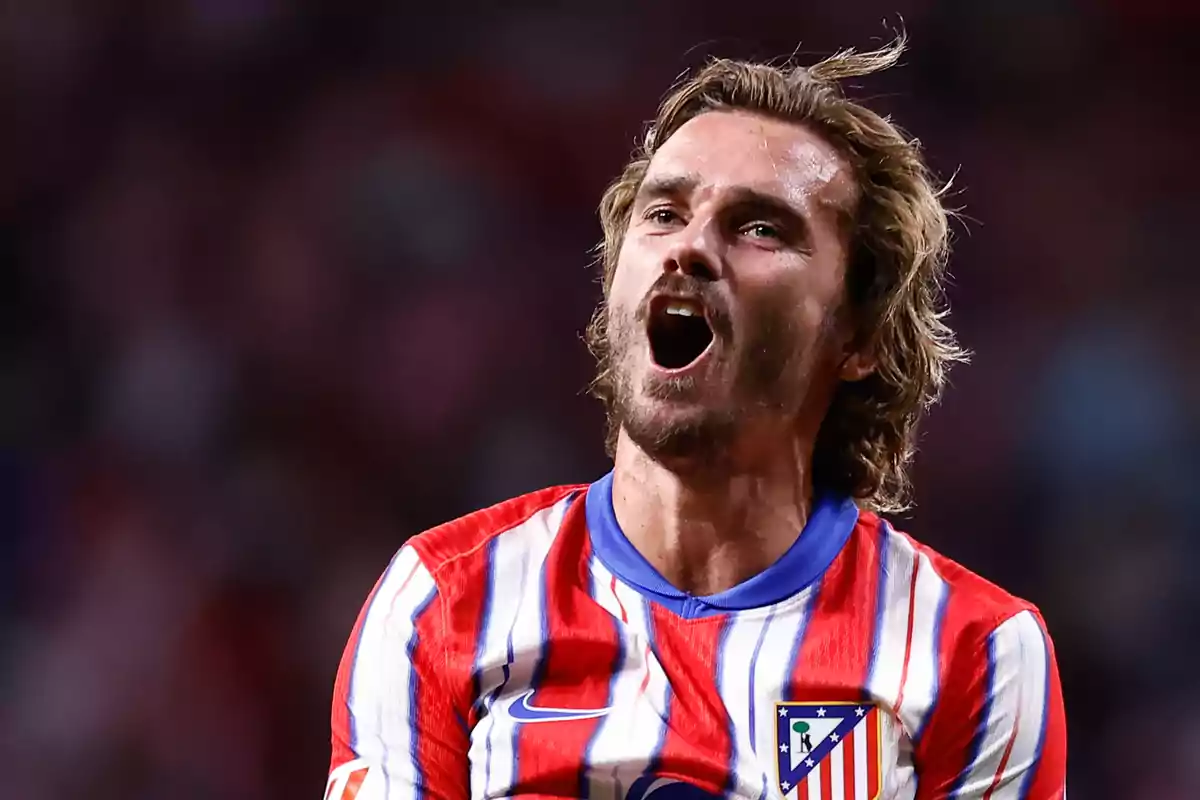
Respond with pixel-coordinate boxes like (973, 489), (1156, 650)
(775, 702), (882, 800)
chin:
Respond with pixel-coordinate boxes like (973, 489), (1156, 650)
(620, 402), (739, 466)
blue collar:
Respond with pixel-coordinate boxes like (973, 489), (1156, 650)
(585, 471), (859, 619)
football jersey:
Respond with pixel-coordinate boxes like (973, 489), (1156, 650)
(326, 473), (1066, 800)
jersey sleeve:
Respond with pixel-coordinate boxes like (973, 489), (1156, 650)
(325, 545), (470, 800)
(915, 608), (1067, 799)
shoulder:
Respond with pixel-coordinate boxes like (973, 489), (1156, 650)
(344, 484), (585, 667)
(876, 516), (1068, 795)
(860, 509), (1049, 642)
(868, 512), (1061, 747)
(403, 482), (585, 588)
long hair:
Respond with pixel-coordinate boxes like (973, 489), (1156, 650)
(585, 35), (968, 514)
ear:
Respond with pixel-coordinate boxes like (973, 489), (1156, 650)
(838, 346), (877, 383)
(831, 300), (876, 382)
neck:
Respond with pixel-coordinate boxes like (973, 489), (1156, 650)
(610, 427), (815, 596)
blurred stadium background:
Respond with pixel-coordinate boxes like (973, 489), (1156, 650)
(2, 1), (1198, 798)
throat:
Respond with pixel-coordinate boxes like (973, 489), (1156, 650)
(654, 535), (781, 597)
(611, 440), (812, 596)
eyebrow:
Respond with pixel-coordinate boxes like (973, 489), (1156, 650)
(635, 173), (701, 206)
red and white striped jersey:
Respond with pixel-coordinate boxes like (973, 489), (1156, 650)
(326, 473), (1066, 800)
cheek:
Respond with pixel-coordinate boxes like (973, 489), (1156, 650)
(796, 290), (834, 335)
(743, 260), (830, 329)
(787, 253), (847, 333)
(607, 239), (651, 315)
(742, 273), (836, 361)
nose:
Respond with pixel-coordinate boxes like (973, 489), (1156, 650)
(662, 221), (722, 282)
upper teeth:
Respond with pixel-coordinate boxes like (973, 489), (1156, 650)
(664, 301), (701, 317)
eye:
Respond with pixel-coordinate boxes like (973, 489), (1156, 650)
(742, 221), (781, 241)
(645, 207), (682, 226)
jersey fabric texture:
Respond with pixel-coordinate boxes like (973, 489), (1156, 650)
(325, 472), (1067, 800)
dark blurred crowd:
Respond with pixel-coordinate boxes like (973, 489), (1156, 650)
(2, 2), (1198, 798)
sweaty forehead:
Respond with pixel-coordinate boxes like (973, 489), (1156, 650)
(645, 110), (857, 212)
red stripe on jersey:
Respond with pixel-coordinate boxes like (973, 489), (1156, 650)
(911, 577), (995, 798)
(410, 590), (471, 795)
(842, 726), (856, 796)
(1019, 614), (1068, 799)
(440, 553), (489, 731)
(820, 754), (833, 800)
(649, 606), (732, 794)
(341, 767), (368, 799)
(329, 557), (418, 770)
(514, 500), (622, 796)
(893, 556), (921, 715)
(787, 515), (883, 700)
(866, 707), (881, 798)
(637, 641), (653, 696)
(611, 574), (629, 623)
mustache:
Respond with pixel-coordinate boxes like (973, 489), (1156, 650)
(633, 273), (734, 340)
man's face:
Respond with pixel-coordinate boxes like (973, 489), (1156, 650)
(605, 109), (859, 464)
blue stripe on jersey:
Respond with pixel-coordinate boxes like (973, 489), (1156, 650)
(1017, 619), (1051, 800)
(950, 629), (999, 798)
(914, 577), (951, 744)
(863, 520), (892, 701)
(586, 471), (858, 619)
(579, 559), (627, 799)
(406, 586), (439, 800)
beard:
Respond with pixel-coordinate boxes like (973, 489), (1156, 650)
(604, 279), (817, 465)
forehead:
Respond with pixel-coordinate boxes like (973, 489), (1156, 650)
(644, 110), (857, 212)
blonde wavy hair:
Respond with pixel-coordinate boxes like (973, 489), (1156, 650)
(585, 35), (968, 514)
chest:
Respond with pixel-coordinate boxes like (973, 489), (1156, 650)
(465, 581), (925, 800)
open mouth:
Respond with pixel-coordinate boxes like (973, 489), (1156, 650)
(647, 297), (715, 370)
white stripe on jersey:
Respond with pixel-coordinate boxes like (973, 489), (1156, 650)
(864, 525), (948, 800)
(901, 551), (949, 742)
(346, 544), (437, 794)
(467, 495), (572, 799)
(854, 725), (868, 800)
(865, 524), (911, 704)
(714, 590), (813, 800)
(583, 557), (670, 800)
(716, 611), (771, 797)
(952, 611), (1050, 800)
(806, 762), (821, 800)
(828, 738), (845, 800)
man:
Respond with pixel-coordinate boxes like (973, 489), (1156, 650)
(325, 37), (1067, 800)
